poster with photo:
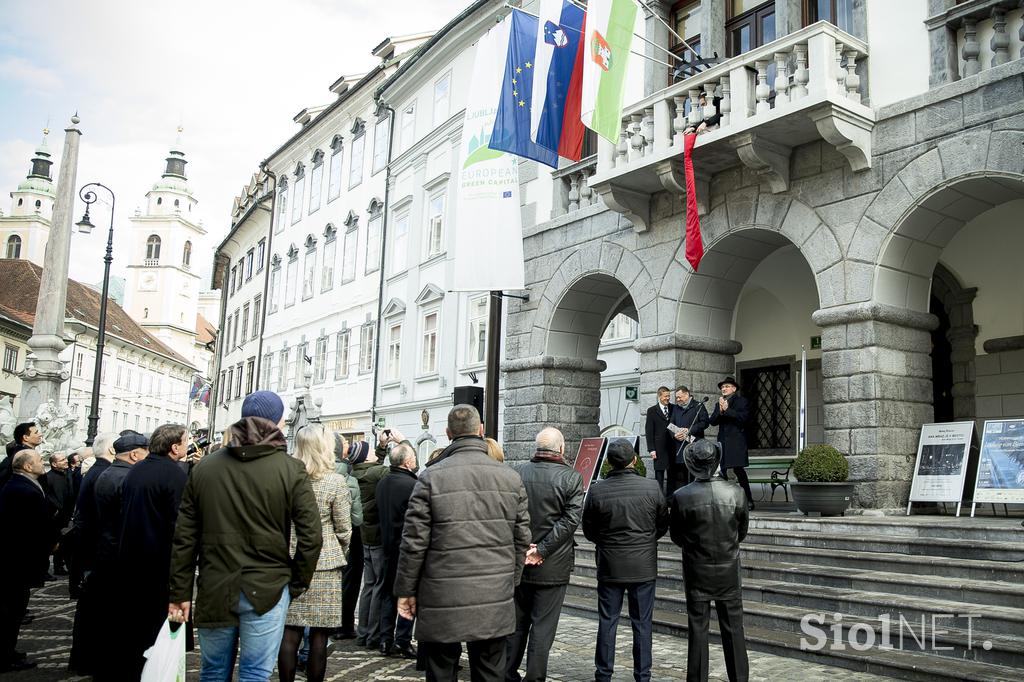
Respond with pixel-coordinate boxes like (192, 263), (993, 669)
(908, 422), (974, 505)
(973, 419), (1024, 504)
(573, 437), (607, 494)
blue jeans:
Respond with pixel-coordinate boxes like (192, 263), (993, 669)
(198, 587), (290, 682)
(595, 579), (655, 682)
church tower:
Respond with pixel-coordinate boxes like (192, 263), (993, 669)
(123, 130), (206, 361)
(0, 130), (56, 264)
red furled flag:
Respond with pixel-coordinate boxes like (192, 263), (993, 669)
(557, 29), (587, 161)
(683, 133), (704, 271)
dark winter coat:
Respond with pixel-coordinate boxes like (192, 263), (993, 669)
(168, 417), (323, 628)
(353, 461), (388, 547)
(0, 474), (54, 585)
(708, 394), (750, 468)
(670, 399), (710, 464)
(92, 459), (134, 569)
(377, 466), (418, 555)
(44, 468), (74, 527)
(518, 456), (584, 585)
(582, 468), (669, 584)
(669, 477), (748, 601)
(119, 454), (188, 576)
(394, 436), (531, 643)
(69, 458), (111, 572)
(644, 401), (675, 471)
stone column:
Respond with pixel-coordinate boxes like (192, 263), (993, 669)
(944, 288), (979, 421)
(635, 333), (741, 401)
(19, 116), (82, 422)
(700, 0), (726, 63)
(812, 303), (938, 510)
(926, 0), (961, 86)
(502, 355), (606, 462)
(644, 0), (670, 95)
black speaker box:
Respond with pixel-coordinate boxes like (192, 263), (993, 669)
(453, 385), (484, 415)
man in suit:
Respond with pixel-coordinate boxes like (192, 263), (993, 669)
(0, 422), (44, 489)
(44, 453), (74, 575)
(669, 387), (710, 492)
(708, 377), (754, 510)
(0, 449), (54, 672)
(644, 386), (675, 496)
(375, 442), (418, 659)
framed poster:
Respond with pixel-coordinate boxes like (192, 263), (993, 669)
(573, 437), (607, 494)
(972, 419), (1024, 510)
(907, 422), (974, 515)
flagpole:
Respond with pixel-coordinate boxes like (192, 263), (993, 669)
(798, 346), (807, 454)
(632, 0), (701, 57)
(484, 291), (503, 440)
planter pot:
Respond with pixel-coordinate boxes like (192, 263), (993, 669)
(790, 482), (854, 517)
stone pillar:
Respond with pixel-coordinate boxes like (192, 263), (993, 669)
(19, 116), (82, 422)
(645, 0), (670, 95)
(944, 288), (979, 421)
(635, 333), (741, 401)
(926, 0), (960, 86)
(502, 355), (606, 462)
(700, 0), (726, 63)
(813, 303), (938, 510)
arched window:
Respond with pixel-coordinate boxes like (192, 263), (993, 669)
(34, 200), (41, 209)
(157, 197), (163, 205)
(182, 240), (192, 267)
(17, 198), (23, 207)
(174, 199), (180, 208)
(146, 234), (162, 261)
(143, 307), (149, 319)
(5, 235), (22, 259)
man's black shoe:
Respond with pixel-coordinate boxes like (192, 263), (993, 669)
(54, 567), (69, 576)
(42, 573), (56, 582)
(379, 642), (393, 656)
(365, 639), (380, 650)
(332, 629), (357, 641)
(747, 500), (756, 511)
(0, 659), (38, 672)
(354, 636), (367, 647)
(395, 642), (417, 660)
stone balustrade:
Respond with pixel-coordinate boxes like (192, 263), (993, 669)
(551, 155), (599, 218)
(956, 1), (1024, 77)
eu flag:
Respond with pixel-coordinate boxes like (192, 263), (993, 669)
(488, 9), (559, 168)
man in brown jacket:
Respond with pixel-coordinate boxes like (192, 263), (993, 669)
(395, 405), (531, 681)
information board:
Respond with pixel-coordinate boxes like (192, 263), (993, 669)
(907, 422), (974, 515)
(973, 418), (1024, 506)
(573, 437), (607, 494)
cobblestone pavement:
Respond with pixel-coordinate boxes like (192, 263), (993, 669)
(9, 582), (891, 681)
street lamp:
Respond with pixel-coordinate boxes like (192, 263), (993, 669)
(76, 182), (115, 446)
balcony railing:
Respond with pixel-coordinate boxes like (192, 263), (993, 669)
(551, 155), (599, 218)
(144, 258), (160, 267)
(590, 21), (873, 232)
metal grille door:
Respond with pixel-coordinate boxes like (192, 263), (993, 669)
(741, 364), (793, 450)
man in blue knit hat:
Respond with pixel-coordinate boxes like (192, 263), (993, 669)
(168, 390), (322, 681)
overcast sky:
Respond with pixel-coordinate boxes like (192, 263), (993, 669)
(0, 0), (471, 287)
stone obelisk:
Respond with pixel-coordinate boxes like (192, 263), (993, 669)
(18, 115), (82, 421)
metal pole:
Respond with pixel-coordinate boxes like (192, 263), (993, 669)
(80, 182), (115, 446)
(484, 291), (503, 440)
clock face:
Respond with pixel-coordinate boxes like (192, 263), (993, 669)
(140, 273), (157, 291)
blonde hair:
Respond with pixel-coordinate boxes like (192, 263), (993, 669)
(428, 447), (445, 463)
(485, 437), (505, 463)
(294, 424), (335, 480)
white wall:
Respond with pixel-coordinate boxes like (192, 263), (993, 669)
(866, 0), (930, 107)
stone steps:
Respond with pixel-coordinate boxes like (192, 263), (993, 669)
(742, 528), (1024, 562)
(750, 515), (1024, 544)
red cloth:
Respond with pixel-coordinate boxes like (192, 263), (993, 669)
(558, 33), (587, 162)
(683, 133), (704, 271)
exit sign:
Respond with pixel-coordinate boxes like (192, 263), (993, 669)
(810, 335), (822, 349)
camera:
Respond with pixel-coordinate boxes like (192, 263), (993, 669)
(187, 436), (211, 459)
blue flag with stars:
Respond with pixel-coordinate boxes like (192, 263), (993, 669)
(488, 9), (559, 168)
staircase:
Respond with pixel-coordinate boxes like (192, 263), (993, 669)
(566, 514), (1024, 681)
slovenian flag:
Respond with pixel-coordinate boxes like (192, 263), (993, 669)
(489, 9), (559, 168)
(530, 0), (586, 161)
(580, 0), (637, 143)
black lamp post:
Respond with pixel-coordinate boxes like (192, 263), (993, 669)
(75, 182), (115, 447)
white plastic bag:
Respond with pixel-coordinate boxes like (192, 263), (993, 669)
(140, 619), (187, 682)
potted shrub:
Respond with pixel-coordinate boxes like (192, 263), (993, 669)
(790, 444), (854, 516)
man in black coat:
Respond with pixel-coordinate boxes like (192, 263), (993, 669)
(708, 377), (754, 510)
(0, 422), (44, 489)
(0, 449), (54, 672)
(669, 387), (710, 493)
(44, 453), (74, 575)
(507, 427), (584, 682)
(582, 440), (669, 682)
(119, 424), (189, 679)
(669, 439), (749, 682)
(375, 442), (418, 659)
(644, 386), (675, 496)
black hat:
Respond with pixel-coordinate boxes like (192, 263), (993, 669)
(605, 440), (636, 469)
(683, 440), (721, 480)
(113, 432), (148, 454)
(718, 376), (739, 389)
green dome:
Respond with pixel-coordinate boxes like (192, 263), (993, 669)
(16, 177), (54, 197)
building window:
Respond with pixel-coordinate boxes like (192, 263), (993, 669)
(278, 348), (289, 391)
(328, 136), (344, 202)
(260, 353), (272, 389)
(146, 234), (161, 262)
(433, 72), (451, 128)
(291, 164), (305, 225)
(183, 240), (192, 268)
(229, 266), (237, 296)
(359, 323), (375, 374)
(269, 261), (281, 313)
(386, 322), (402, 381)
(342, 224), (357, 283)
(232, 310), (240, 349)
(400, 101), (416, 152)
(322, 227), (337, 292)
(236, 259), (244, 290)
(804, 0), (853, 31)
(219, 371), (226, 400)
(349, 134), (365, 189)
(302, 245), (316, 300)
(227, 366), (234, 399)
(335, 329), (350, 379)
(670, 1), (702, 82)
(245, 249), (254, 280)
(285, 251), (298, 307)
(420, 311), (439, 375)
(467, 295), (488, 365)
(276, 178), (288, 233)
(295, 342), (308, 385)
(309, 150), (324, 214)
(252, 295), (262, 339)
(314, 337), (328, 384)
(2, 345), (18, 372)
(112, 411), (119, 429)
(425, 191), (445, 259)
(245, 357), (256, 396)
(222, 315), (231, 354)
(727, 0), (776, 57)
(75, 351), (85, 378)
(256, 239), (266, 272)
(4, 235), (21, 259)
(235, 362), (244, 397)
(602, 313), (638, 342)
(368, 214), (385, 274)
(390, 212), (409, 274)
(241, 304), (250, 347)
(372, 116), (389, 174)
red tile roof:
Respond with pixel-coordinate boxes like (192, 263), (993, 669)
(196, 313), (217, 345)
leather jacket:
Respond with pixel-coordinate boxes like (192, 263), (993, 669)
(669, 477), (749, 600)
(518, 456), (585, 585)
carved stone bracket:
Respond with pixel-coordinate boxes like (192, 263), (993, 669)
(592, 181), (651, 232)
(730, 132), (791, 193)
(809, 104), (873, 172)
(654, 159), (710, 215)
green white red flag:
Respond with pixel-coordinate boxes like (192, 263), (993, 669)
(579, 0), (637, 142)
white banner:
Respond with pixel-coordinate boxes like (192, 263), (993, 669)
(452, 16), (525, 292)
(908, 421), (974, 503)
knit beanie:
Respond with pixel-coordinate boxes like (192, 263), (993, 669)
(241, 390), (285, 425)
(348, 440), (370, 466)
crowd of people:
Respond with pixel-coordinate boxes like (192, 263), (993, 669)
(0, 377), (753, 682)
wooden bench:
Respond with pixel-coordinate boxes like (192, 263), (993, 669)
(745, 455), (796, 502)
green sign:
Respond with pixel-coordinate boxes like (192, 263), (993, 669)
(625, 386), (639, 401)
(377, 417), (386, 428)
(810, 335), (822, 350)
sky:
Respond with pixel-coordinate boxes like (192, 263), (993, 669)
(0, 0), (472, 287)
